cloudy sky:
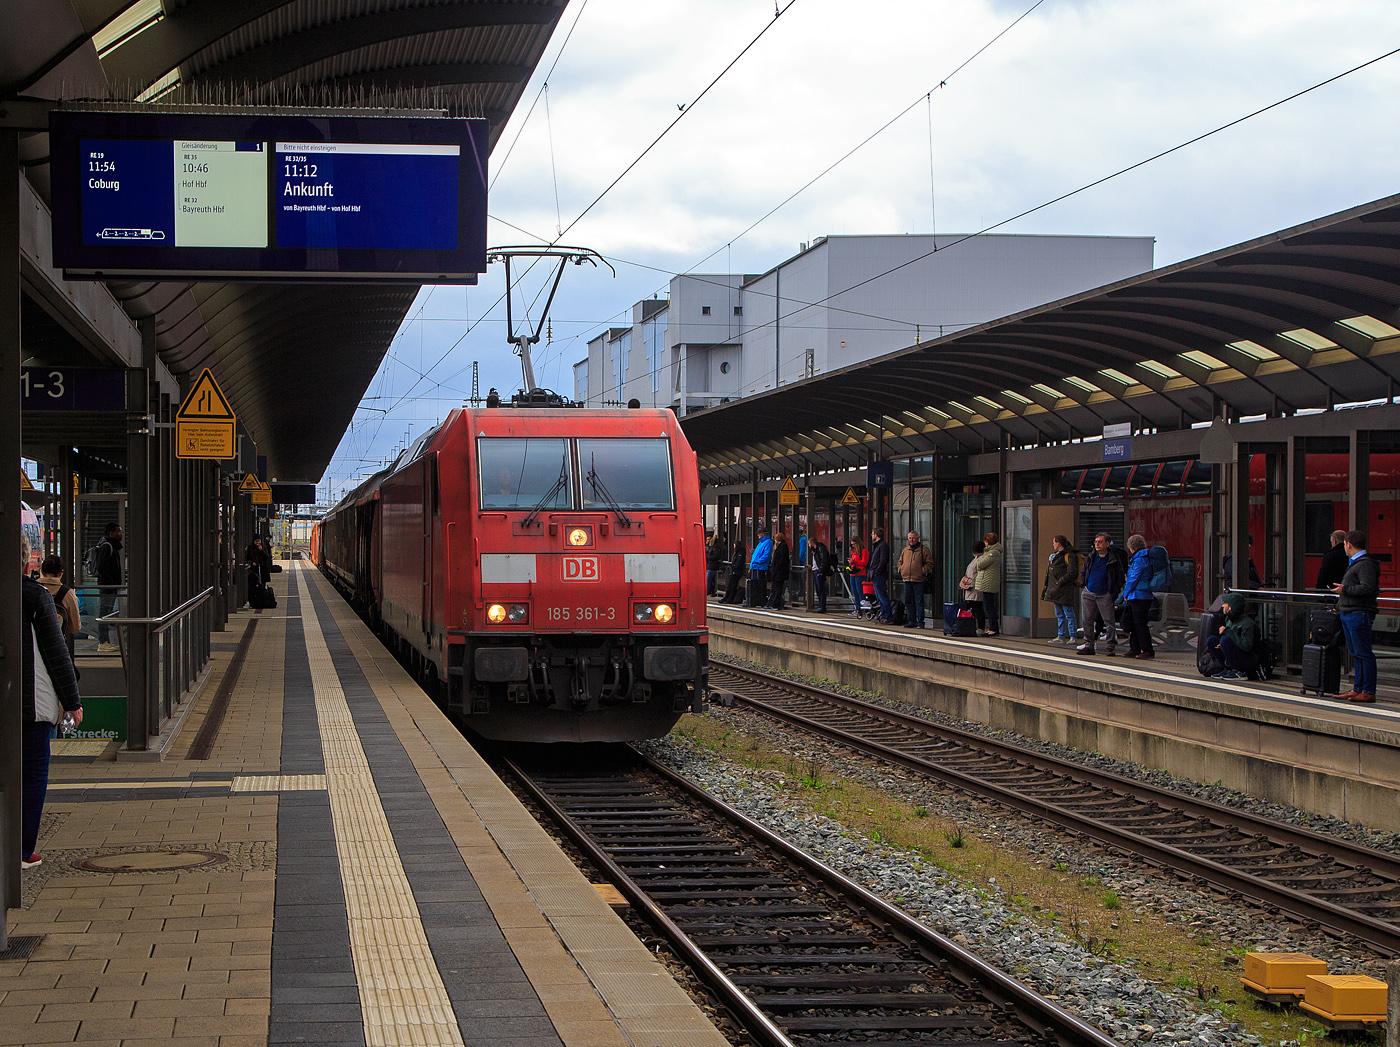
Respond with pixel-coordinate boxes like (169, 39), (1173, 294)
(322, 0), (1400, 500)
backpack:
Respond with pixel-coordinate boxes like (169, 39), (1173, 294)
(889, 600), (906, 625)
(1148, 546), (1172, 593)
(1251, 639), (1277, 682)
(83, 542), (103, 580)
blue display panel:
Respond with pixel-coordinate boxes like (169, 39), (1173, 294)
(51, 111), (487, 282)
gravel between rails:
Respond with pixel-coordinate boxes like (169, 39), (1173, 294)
(635, 658), (1400, 1045)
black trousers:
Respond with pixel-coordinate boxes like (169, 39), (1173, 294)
(1123, 599), (1154, 654)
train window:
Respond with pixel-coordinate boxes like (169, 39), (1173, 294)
(578, 438), (675, 510)
(1080, 467), (1108, 499)
(1182, 460), (1213, 498)
(1058, 469), (1085, 498)
(1154, 460), (1188, 497)
(478, 438), (573, 510)
(1126, 463), (1159, 500)
(1305, 501), (1336, 554)
(1102, 465), (1131, 499)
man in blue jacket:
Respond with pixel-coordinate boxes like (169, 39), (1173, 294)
(1331, 529), (1380, 702)
(748, 531), (773, 608)
(1076, 533), (1126, 656)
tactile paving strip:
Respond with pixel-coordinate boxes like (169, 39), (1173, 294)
(50, 738), (115, 755)
(232, 774), (328, 792)
(301, 587), (466, 1047)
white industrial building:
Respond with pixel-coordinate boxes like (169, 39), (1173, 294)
(575, 233), (1155, 413)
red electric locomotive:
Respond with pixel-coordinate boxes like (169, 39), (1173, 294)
(316, 403), (708, 743)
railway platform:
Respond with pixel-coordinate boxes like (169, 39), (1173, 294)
(0, 561), (727, 1047)
(708, 602), (1400, 834)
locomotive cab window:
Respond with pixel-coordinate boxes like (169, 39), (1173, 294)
(478, 438), (573, 509)
(578, 438), (674, 510)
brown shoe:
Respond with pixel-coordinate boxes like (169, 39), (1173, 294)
(1333, 690), (1359, 701)
(1350, 692), (1377, 703)
(1135, 652), (1155, 659)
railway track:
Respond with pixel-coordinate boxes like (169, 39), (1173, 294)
(506, 748), (1121, 1047)
(710, 660), (1400, 956)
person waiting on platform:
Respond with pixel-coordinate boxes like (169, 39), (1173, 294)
(1077, 533), (1126, 656)
(1331, 529), (1380, 702)
(38, 555), (82, 638)
(705, 531), (725, 597)
(1119, 534), (1157, 659)
(809, 536), (833, 613)
(721, 535), (747, 604)
(971, 532), (1002, 636)
(748, 531), (773, 608)
(1315, 529), (1350, 591)
(21, 534), (82, 870)
(1204, 593), (1258, 680)
(1042, 536), (1080, 644)
(868, 528), (893, 623)
(1221, 534), (1261, 590)
(846, 540), (869, 617)
(960, 541), (987, 634)
(93, 521), (123, 653)
(898, 530), (934, 629)
(765, 532), (791, 610)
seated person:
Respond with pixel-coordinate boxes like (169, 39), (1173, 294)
(1205, 593), (1258, 680)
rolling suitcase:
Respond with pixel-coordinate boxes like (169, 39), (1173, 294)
(1196, 612), (1224, 677)
(951, 605), (978, 637)
(943, 602), (961, 635)
(1301, 643), (1341, 697)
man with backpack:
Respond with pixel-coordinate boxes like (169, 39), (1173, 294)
(92, 522), (123, 652)
(809, 537), (834, 613)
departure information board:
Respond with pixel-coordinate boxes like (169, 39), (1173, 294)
(51, 111), (488, 282)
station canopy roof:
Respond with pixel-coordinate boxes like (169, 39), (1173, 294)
(682, 193), (1400, 485)
(6, 0), (566, 481)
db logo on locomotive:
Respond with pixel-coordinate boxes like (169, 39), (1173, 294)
(562, 555), (599, 581)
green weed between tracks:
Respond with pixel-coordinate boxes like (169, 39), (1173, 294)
(672, 713), (1352, 1046)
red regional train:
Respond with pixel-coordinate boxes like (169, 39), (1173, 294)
(1058, 452), (1399, 609)
(314, 404), (708, 743)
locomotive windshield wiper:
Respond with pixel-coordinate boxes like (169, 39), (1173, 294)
(586, 457), (631, 528)
(523, 456), (569, 528)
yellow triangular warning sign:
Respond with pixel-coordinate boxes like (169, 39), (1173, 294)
(20, 470), (35, 492)
(780, 477), (798, 493)
(841, 486), (859, 505)
(239, 472), (263, 493)
(177, 368), (234, 421)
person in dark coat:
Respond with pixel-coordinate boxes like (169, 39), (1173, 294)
(1076, 533), (1127, 656)
(1204, 592), (1259, 680)
(765, 533), (792, 610)
(245, 536), (276, 608)
(1315, 529), (1350, 591)
(867, 528), (892, 622)
(21, 534), (82, 868)
(1041, 535), (1080, 644)
(1331, 529), (1381, 702)
(705, 532), (725, 597)
(94, 521), (123, 652)
(721, 537), (747, 604)
(1221, 535), (1261, 590)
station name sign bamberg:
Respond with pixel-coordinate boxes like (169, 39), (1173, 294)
(49, 110), (488, 283)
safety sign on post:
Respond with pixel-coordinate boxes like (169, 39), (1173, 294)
(841, 486), (859, 505)
(239, 472), (273, 505)
(19, 471), (34, 493)
(175, 368), (236, 459)
(778, 477), (800, 506)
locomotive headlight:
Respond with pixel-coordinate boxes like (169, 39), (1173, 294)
(487, 604), (508, 623)
(566, 526), (592, 547)
(506, 603), (529, 623)
(653, 603), (675, 624)
(633, 603), (654, 623)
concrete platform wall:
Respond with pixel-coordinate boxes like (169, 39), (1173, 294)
(709, 612), (1400, 833)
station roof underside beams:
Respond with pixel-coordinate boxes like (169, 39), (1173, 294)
(681, 193), (1400, 486)
(7, 0), (566, 481)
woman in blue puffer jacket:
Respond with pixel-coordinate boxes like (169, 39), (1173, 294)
(1119, 534), (1156, 659)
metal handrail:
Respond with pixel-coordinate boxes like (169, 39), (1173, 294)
(98, 586), (214, 633)
(1221, 587), (1400, 601)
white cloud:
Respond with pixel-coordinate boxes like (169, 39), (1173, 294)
(323, 0), (1400, 497)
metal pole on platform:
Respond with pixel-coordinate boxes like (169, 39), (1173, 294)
(125, 332), (152, 750)
(0, 130), (22, 947)
(1387, 960), (1399, 1047)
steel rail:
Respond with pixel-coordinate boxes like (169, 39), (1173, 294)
(712, 661), (1400, 955)
(507, 752), (1124, 1047)
(502, 755), (798, 1047)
